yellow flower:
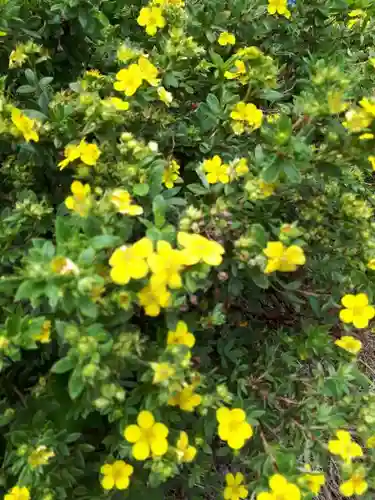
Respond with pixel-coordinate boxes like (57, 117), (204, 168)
(259, 180), (275, 198)
(328, 430), (363, 463)
(168, 385), (202, 411)
(111, 189), (143, 216)
(5, 486), (30, 500)
(263, 241), (306, 274)
(339, 293), (375, 329)
(234, 158), (249, 177)
(148, 241), (187, 289)
(85, 69), (103, 78)
(178, 231), (225, 266)
(138, 56), (160, 86)
(342, 109), (372, 133)
(298, 466), (325, 495)
(176, 431), (197, 463)
(216, 407), (253, 449)
(368, 156), (375, 170)
(366, 435), (375, 448)
(137, 6), (166, 36)
(359, 133), (374, 140)
(367, 259), (375, 270)
(163, 160), (180, 188)
(203, 155), (230, 184)
(151, 362), (175, 384)
(9, 46), (28, 68)
(65, 181), (92, 217)
(335, 335), (362, 355)
(102, 97), (129, 111)
(100, 460), (133, 490)
(33, 320), (52, 344)
(339, 470), (368, 497)
(123, 410), (169, 460)
(114, 64), (143, 96)
(137, 284), (171, 316)
(359, 97), (375, 117)
(327, 91), (348, 114)
(218, 32), (236, 46)
(224, 473), (248, 500)
(58, 140), (101, 170)
(157, 86), (173, 105)
(257, 475), (301, 500)
(117, 44), (138, 62)
(11, 108), (39, 143)
(109, 238), (153, 285)
(167, 321), (195, 347)
(230, 102), (263, 133)
(224, 60), (247, 82)
(267, 0), (291, 19)
(28, 445), (55, 468)
(50, 256), (79, 275)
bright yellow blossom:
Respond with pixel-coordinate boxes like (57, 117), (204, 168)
(216, 407), (253, 449)
(124, 410), (169, 460)
(168, 384), (202, 411)
(257, 474), (300, 500)
(359, 133), (374, 140)
(298, 465), (325, 495)
(33, 320), (52, 344)
(230, 102), (263, 134)
(114, 64), (143, 96)
(367, 259), (375, 270)
(85, 69), (103, 78)
(109, 238), (153, 285)
(65, 181), (92, 217)
(100, 460), (133, 490)
(157, 86), (173, 105)
(111, 189), (143, 216)
(176, 431), (197, 463)
(342, 108), (372, 133)
(151, 362), (175, 384)
(366, 435), (375, 448)
(178, 232), (225, 266)
(335, 335), (362, 355)
(224, 473), (248, 500)
(137, 6), (166, 36)
(59, 140), (101, 170)
(163, 159), (180, 188)
(234, 158), (249, 176)
(148, 241), (187, 289)
(137, 284), (171, 316)
(368, 156), (375, 170)
(5, 486), (30, 500)
(340, 470), (368, 497)
(218, 32), (236, 46)
(224, 60), (247, 83)
(263, 241), (306, 274)
(28, 445), (55, 467)
(11, 108), (39, 143)
(347, 9), (367, 29)
(9, 46), (28, 68)
(328, 430), (363, 463)
(327, 91), (348, 114)
(138, 56), (160, 86)
(259, 180), (275, 198)
(102, 97), (129, 111)
(359, 97), (375, 117)
(339, 293), (375, 329)
(267, 0), (291, 19)
(203, 155), (230, 184)
(167, 321), (195, 347)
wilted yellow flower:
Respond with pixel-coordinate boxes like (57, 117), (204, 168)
(59, 140), (101, 170)
(100, 460), (133, 490)
(117, 44), (138, 62)
(342, 109), (372, 133)
(151, 362), (175, 384)
(137, 6), (166, 36)
(218, 32), (236, 46)
(234, 158), (249, 176)
(138, 56), (160, 86)
(11, 108), (39, 143)
(267, 0), (291, 19)
(327, 91), (348, 114)
(65, 181), (92, 217)
(328, 430), (363, 463)
(9, 46), (28, 68)
(85, 69), (103, 78)
(216, 407), (253, 449)
(50, 256), (79, 275)
(28, 445), (55, 468)
(137, 284), (171, 316)
(203, 155), (230, 184)
(33, 320), (52, 344)
(178, 232), (225, 266)
(257, 475), (300, 500)
(347, 9), (367, 29)
(5, 486), (30, 500)
(169, 384), (201, 411)
(109, 238), (153, 285)
(298, 465), (325, 495)
(263, 241), (306, 274)
(335, 335), (362, 355)
(167, 320), (195, 347)
(111, 189), (143, 216)
(163, 159), (180, 188)
(176, 431), (197, 462)
(339, 469), (368, 497)
(114, 64), (143, 96)
(259, 180), (275, 198)
(124, 410), (169, 460)
(224, 473), (248, 500)
(224, 60), (247, 82)
(102, 97), (129, 111)
(157, 86), (173, 105)
(339, 293), (375, 329)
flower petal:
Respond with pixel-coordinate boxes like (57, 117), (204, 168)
(137, 410), (155, 429)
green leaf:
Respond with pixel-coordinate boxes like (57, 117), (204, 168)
(283, 164), (301, 183)
(17, 85), (36, 94)
(261, 162), (281, 183)
(91, 235), (121, 250)
(68, 370), (85, 400)
(15, 280), (37, 301)
(51, 357), (75, 374)
(133, 184), (149, 196)
(206, 93), (221, 115)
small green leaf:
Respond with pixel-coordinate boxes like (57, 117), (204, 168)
(133, 184), (149, 196)
(52, 357), (75, 374)
(68, 369), (85, 400)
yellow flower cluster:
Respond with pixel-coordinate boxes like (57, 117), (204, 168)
(218, 32), (236, 46)
(109, 233), (224, 316)
(267, 0), (291, 19)
(203, 156), (249, 184)
(11, 108), (39, 143)
(65, 181), (92, 217)
(137, 0), (184, 36)
(335, 335), (362, 355)
(28, 445), (55, 468)
(224, 473), (248, 500)
(230, 102), (263, 135)
(124, 410), (169, 460)
(263, 241), (306, 274)
(58, 139), (101, 170)
(328, 430), (363, 463)
(33, 320), (52, 344)
(114, 56), (160, 97)
(175, 431), (196, 462)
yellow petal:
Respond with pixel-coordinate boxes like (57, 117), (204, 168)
(341, 294), (356, 308)
(150, 437), (168, 456)
(339, 308), (353, 324)
(132, 441), (150, 460)
(124, 424), (141, 443)
(101, 476), (115, 490)
(269, 474), (288, 492)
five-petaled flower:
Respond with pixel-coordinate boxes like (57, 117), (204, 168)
(11, 108), (39, 143)
(151, 362), (175, 384)
(335, 335), (362, 355)
(218, 32), (236, 46)
(137, 6), (166, 36)
(109, 238), (153, 285)
(216, 407), (253, 449)
(59, 139), (101, 170)
(65, 181), (92, 217)
(203, 155), (230, 184)
(224, 473), (248, 500)
(176, 431), (197, 462)
(168, 384), (202, 411)
(167, 321), (195, 347)
(263, 241), (306, 274)
(339, 469), (368, 497)
(137, 283), (171, 316)
(298, 465), (325, 495)
(100, 460), (133, 490)
(124, 410), (169, 460)
(178, 232), (225, 266)
(339, 293), (375, 329)
(328, 430), (363, 463)
(257, 474), (301, 500)
(5, 486), (30, 500)
(230, 102), (263, 134)
(148, 241), (187, 289)
(267, 0), (291, 19)
(163, 159), (180, 188)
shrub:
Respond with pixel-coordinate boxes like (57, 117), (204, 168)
(1, 0), (375, 499)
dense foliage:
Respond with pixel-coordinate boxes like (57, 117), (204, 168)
(1, 0), (375, 499)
